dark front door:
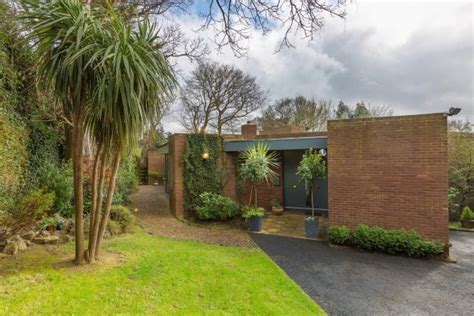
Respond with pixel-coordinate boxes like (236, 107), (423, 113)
(283, 150), (328, 213)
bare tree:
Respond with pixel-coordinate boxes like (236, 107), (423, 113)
(113, 0), (347, 57)
(259, 96), (331, 131)
(179, 62), (266, 134)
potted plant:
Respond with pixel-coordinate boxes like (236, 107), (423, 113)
(297, 148), (327, 238)
(460, 206), (474, 229)
(239, 144), (278, 232)
(271, 199), (284, 216)
(242, 206), (265, 231)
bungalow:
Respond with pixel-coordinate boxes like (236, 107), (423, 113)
(154, 113), (449, 250)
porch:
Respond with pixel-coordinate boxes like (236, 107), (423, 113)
(259, 211), (329, 240)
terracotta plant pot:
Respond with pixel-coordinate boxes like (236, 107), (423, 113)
(461, 219), (474, 229)
(271, 206), (284, 216)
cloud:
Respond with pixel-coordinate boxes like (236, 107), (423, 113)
(163, 1), (474, 131)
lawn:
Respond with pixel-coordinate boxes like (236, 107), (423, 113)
(0, 233), (323, 315)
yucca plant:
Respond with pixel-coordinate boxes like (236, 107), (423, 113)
(22, 0), (176, 264)
(239, 144), (278, 208)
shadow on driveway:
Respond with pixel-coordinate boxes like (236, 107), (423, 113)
(251, 231), (473, 315)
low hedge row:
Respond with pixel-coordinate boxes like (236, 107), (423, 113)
(328, 224), (444, 257)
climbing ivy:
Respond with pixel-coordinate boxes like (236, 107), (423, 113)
(183, 134), (224, 213)
(0, 109), (29, 211)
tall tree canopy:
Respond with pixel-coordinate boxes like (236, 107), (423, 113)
(259, 96), (331, 132)
(334, 101), (393, 119)
(179, 62), (266, 134)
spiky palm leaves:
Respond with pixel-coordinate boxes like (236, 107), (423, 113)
(239, 144), (279, 207)
(23, 0), (176, 264)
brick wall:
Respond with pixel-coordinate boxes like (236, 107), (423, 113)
(147, 149), (165, 184)
(328, 114), (449, 245)
(168, 134), (187, 219)
(222, 153), (239, 201)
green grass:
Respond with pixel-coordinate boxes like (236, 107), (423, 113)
(0, 233), (323, 315)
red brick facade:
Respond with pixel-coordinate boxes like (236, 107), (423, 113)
(168, 134), (187, 219)
(327, 114), (449, 244)
(147, 149), (165, 184)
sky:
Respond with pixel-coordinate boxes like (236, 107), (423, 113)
(163, 0), (474, 132)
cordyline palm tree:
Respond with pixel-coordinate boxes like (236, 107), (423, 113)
(239, 144), (278, 207)
(23, 0), (176, 264)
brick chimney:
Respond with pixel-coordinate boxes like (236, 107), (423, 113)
(241, 121), (257, 139)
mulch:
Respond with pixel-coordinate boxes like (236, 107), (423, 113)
(130, 185), (256, 248)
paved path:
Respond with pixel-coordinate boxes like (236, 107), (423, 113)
(251, 231), (474, 315)
(130, 185), (255, 247)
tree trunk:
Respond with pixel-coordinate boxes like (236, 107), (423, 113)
(72, 108), (86, 265)
(89, 142), (102, 239)
(88, 156), (107, 262)
(94, 151), (121, 260)
(311, 187), (315, 218)
(88, 142), (105, 263)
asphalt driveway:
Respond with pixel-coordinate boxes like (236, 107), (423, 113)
(251, 231), (474, 315)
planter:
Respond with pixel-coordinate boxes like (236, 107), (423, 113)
(271, 206), (284, 216)
(305, 217), (319, 238)
(248, 216), (264, 232)
(461, 219), (474, 229)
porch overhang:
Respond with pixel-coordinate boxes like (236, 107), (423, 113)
(223, 136), (327, 152)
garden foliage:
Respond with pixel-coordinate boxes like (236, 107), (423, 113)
(328, 225), (351, 245)
(195, 192), (240, 220)
(328, 224), (444, 257)
(0, 190), (55, 240)
(460, 206), (474, 221)
(108, 205), (137, 235)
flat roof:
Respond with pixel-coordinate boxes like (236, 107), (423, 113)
(224, 136), (327, 152)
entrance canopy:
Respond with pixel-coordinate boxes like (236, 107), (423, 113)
(223, 136), (327, 152)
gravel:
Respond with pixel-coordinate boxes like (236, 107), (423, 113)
(130, 185), (255, 248)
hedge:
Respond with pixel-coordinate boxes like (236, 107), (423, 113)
(328, 224), (444, 257)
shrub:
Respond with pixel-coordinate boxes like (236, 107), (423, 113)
(271, 199), (281, 207)
(114, 155), (140, 205)
(351, 225), (444, 257)
(328, 225), (351, 245)
(195, 192), (240, 220)
(107, 205), (137, 235)
(36, 161), (73, 216)
(241, 205), (265, 220)
(0, 189), (54, 240)
(460, 206), (474, 220)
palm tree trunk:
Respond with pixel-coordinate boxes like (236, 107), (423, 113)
(72, 108), (86, 265)
(88, 142), (104, 262)
(94, 151), (121, 260)
(88, 142), (102, 238)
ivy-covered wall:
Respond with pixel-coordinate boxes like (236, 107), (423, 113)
(183, 134), (224, 213)
(0, 109), (29, 211)
(0, 3), (62, 212)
